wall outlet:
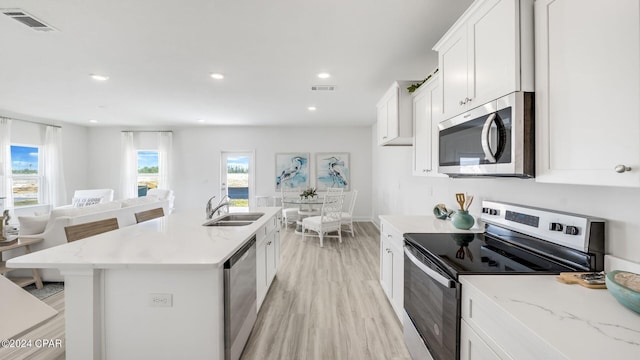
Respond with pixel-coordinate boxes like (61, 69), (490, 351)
(148, 293), (173, 307)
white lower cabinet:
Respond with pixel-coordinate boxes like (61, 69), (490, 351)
(257, 214), (280, 310)
(460, 319), (501, 360)
(379, 219), (404, 323)
(460, 277), (563, 360)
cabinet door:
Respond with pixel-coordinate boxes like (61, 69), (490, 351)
(386, 86), (400, 140)
(413, 87), (431, 175)
(380, 237), (394, 299)
(390, 244), (404, 322)
(468, 0), (518, 107)
(439, 26), (469, 120)
(377, 102), (388, 144)
(535, 0), (640, 187)
(414, 78), (445, 177)
(266, 230), (279, 285)
(460, 319), (503, 360)
(256, 240), (267, 309)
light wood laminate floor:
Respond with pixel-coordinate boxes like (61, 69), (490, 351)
(5, 222), (408, 360)
(242, 222), (411, 360)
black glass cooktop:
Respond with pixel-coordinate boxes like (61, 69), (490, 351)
(404, 229), (579, 278)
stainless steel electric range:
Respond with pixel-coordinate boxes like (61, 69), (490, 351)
(402, 201), (605, 360)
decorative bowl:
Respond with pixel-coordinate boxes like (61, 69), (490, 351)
(605, 270), (640, 314)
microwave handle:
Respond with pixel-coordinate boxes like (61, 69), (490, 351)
(404, 246), (455, 288)
(481, 113), (498, 163)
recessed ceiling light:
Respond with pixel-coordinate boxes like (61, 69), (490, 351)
(317, 72), (331, 79)
(307, 106), (317, 111)
(90, 74), (109, 81)
(210, 73), (224, 80)
(197, 119), (206, 123)
(89, 119), (99, 123)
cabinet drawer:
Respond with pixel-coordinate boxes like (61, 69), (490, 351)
(380, 221), (404, 249)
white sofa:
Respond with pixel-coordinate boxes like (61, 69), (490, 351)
(7, 197), (169, 282)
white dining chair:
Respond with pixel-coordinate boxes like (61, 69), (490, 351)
(341, 190), (358, 237)
(280, 186), (300, 229)
(302, 193), (345, 247)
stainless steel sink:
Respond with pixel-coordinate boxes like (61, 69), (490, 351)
(203, 220), (254, 227)
(215, 213), (264, 222)
(203, 213), (264, 227)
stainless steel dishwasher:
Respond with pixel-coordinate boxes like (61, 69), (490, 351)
(224, 236), (257, 360)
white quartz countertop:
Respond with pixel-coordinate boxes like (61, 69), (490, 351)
(461, 275), (640, 359)
(379, 214), (484, 234)
(7, 207), (280, 271)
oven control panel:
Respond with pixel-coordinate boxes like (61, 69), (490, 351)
(480, 201), (605, 253)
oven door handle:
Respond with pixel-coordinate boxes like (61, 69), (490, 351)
(404, 247), (456, 288)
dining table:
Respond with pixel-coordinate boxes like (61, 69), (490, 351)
(282, 197), (324, 234)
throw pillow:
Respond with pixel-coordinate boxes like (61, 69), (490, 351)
(72, 196), (104, 208)
(18, 214), (50, 235)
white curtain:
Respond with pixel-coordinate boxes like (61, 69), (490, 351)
(0, 117), (12, 206)
(157, 132), (173, 190)
(42, 125), (67, 207)
(119, 131), (137, 199)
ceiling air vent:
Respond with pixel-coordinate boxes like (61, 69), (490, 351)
(2, 9), (57, 32)
(311, 85), (336, 91)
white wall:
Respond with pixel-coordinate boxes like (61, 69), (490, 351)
(371, 124), (640, 263)
(86, 126), (372, 219)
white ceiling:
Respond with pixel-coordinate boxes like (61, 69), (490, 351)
(0, 0), (471, 127)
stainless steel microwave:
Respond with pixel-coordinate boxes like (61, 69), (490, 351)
(438, 92), (535, 177)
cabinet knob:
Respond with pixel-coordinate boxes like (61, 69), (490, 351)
(459, 100), (465, 106)
(614, 164), (631, 173)
(466, 97), (472, 103)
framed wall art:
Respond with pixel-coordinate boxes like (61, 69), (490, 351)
(316, 152), (349, 191)
(275, 152), (309, 190)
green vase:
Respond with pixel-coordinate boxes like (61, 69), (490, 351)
(452, 210), (475, 230)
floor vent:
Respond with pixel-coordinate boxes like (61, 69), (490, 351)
(311, 85), (336, 91)
(2, 9), (57, 32)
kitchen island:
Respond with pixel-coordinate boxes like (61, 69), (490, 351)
(7, 207), (281, 360)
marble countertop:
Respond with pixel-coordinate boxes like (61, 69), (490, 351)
(461, 274), (640, 359)
(0, 276), (57, 340)
(379, 214), (484, 234)
(7, 207), (280, 271)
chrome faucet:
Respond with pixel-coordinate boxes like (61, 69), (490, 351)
(206, 195), (216, 219)
(206, 195), (230, 219)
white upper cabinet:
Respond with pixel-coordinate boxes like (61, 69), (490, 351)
(377, 81), (417, 146)
(412, 74), (445, 177)
(433, 0), (534, 121)
(535, 0), (640, 187)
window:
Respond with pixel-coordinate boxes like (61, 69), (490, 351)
(137, 150), (159, 197)
(11, 145), (41, 206)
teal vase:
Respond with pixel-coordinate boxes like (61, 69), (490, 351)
(452, 210), (475, 230)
